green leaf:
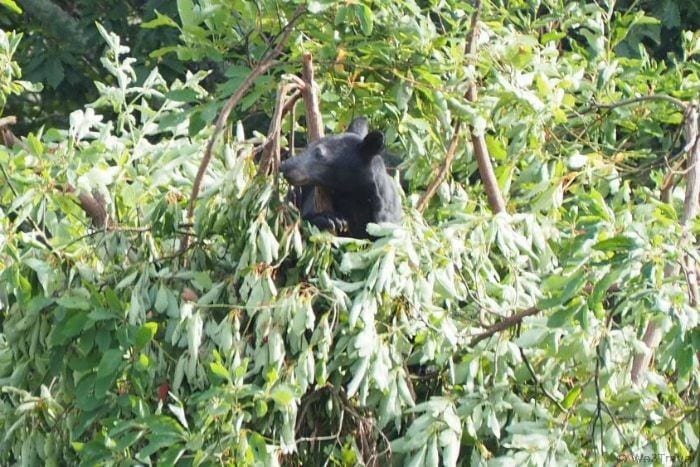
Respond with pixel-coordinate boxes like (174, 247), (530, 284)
(0, 0), (21, 14)
(547, 300), (581, 328)
(486, 135), (507, 161)
(52, 312), (89, 345)
(539, 269), (587, 309)
(135, 353), (150, 370)
(134, 322), (158, 348)
(154, 286), (169, 313)
(159, 446), (186, 466)
(96, 349), (124, 381)
(57, 292), (91, 310)
(176, 0), (196, 28)
(27, 296), (53, 313)
(23, 258), (53, 295)
(255, 399), (268, 418)
(114, 428), (145, 451)
(209, 361), (230, 381)
(588, 267), (623, 308)
(192, 271), (213, 290)
(138, 433), (183, 458)
(355, 4), (374, 35)
(270, 384), (295, 408)
(87, 308), (117, 321)
(248, 432), (270, 462)
(141, 11), (179, 29)
(346, 356), (370, 397)
(593, 235), (640, 252)
(44, 57), (65, 89)
(165, 88), (198, 102)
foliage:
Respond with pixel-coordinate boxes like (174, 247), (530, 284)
(0, 1), (699, 466)
(0, 0), (180, 132)
(0, 29), (39, 116)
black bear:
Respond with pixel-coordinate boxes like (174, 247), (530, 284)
(280, 117), (402, 238)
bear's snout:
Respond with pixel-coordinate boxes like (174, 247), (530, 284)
(280, 159), (311, 186)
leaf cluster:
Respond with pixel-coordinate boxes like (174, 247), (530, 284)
(0, 1), (699, 465)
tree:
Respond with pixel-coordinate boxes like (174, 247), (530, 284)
(0, 1), (698, 465)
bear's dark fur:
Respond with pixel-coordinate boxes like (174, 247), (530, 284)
(280, 118), (402, 238)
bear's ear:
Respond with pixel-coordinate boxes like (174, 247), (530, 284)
(360, 130), (384, 160)
(347, 117), (369, 137)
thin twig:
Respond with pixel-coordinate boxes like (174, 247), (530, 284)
(588, 95), (687, 112)
(55, 225), (152, 252)
(182, 6), (306, 253)
(416, 121), (462, 213)
(297, 410), (345, 444)
(469, 306), (539, 346)
(592, 345), (604, 456)
(259, 81), (297, 175)
(519, 347), (567, 412)
(253, 92), (302, 167)
(659, 157), (686, 203)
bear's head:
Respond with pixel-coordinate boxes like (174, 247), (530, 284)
(280, 119), (385, 193)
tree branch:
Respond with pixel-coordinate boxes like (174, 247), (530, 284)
(417, 122), (462, 213)
(182, 6), (306, 253)
(465, 1), (505, 214)
(0, 115), (17, 127)
(519, 346), (567, 412)
(589, 95), (687, 112)
(417, 0), (506, 214)
(631, 102), (699, 384)
(0, 116), (20, 148)
(259, 82), (298, 175)
(62, 184), (110, 229)
(469, 305), (539, 346)
(77, 191), (109, 229)
(1, 122), (110, 236)
(299, 52), (333, 214)
(301, 52), (324, 141)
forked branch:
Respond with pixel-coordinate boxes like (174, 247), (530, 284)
(418, 0), (506, 214)
(182, 6), (305, 253)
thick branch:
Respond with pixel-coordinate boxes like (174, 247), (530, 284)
(418, 0), (506, 214)
(0, 116), (19, 148)
(301, 52), (324, 141)
(182, 6), (305, 252)
(632, 102), (699, 384)
(0, 115), (17, 127)
(299, 52), (332, 213)
(65, 184), (110, 229)
(471, 120), (506, 213)
(465, 1), (505, 214)
(78, 191), (109, 229)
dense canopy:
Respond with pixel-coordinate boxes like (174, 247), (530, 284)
(0, 1), (698, 465)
